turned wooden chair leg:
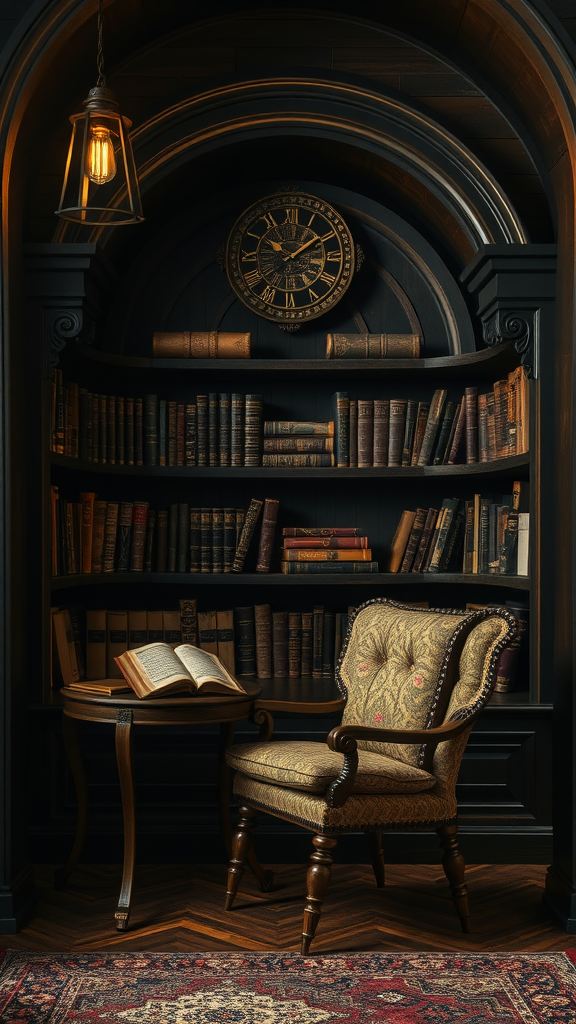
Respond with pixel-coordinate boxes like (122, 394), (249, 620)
(301, 834), (337, 954)
(225, 805), (258, 910)
(437, 822), (471, 933)
(365, 830), (385, 888)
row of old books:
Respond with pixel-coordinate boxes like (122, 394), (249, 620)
(51, 375), (263, 467)
(280, 526), (379, 574)
(51, 490), (280, 576)
(151, 331), (420, 360)
(330, 368), (529, 468)
(262, 419), (336, 466)
(389, 482), (529, 576)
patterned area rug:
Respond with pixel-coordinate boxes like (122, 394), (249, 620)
(1, 950), (576, 1022)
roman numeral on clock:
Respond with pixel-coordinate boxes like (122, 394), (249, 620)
(245, 269), (263, 288)
(320, 271), (336, 285)
(285, 293), (296, 308)
(260, 285), (276, 304)
(284, 208), (299, 224)
(242, 250), (257, 262)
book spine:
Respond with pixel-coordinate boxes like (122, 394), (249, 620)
(283, 536), (368, 549)
(90, 392), (98, 462)
(479, 498), (490, 572)
(216, 609), (235, 674)
(102, 502), (119, 572)
(200, 507), (212, 573)
(234, 606), (256, 675)
(79, 389), (89, 460)
(447, 395), (466, 464)
(198, 610), (218, 654)
(219, 393), (231, 466)
(462, 501), (475, 573)
(185, 402), (196, 466)
(465, 386), (479, 464)
(179, 597), (198, 646)
(177, 502), (189, 572)
(432, 400), (455, 465)
(208, 393), (218, 467)
(263, 421), (333, 436)
(410, 401), (430, 465)
(281, 548), (372, 561)
(232, 498), (263, 571)
(189, 507), (201, 572)
(167, 503), (178, 572)
(176, 402), (185, 466)
(388, 399), (407, 467)
(159, 398), (167, 466)
(401, 399), (417, 466)
(348, 400), (358, 467)
(125, 397), (134, 465)
(116, 396), (125, 465)
(427, 500), (459, 572)
(79, 492), (95, 574)
(499, 511), (519, 574)
(288, 611), (302, 678)
(281, 561), (379, 573)
(486, 392), (497, 460)
(134, 398), (143, 466)
(332, 391), (349, 467)
(144, 394), (158, 466)
(478, 394), (488, 463)
(282, 527), (359, 537)
(155, 510), (168, 571)
(130, 501), (149, 571)
(301, 612), (313, 675)
(223, 507), (236, 573)
(255, 603), (272, 678)
(91, 501), (107, 573)
(86, 609), (107, 679)
(147, 610), (164, 644)
(417, 389), (447, 466)
(236, 509), (245, 547)
(211, 507), (224, 573)
(163, 609), (182, 647)
(441, 400), (460, 465)
(312, 605), (324, 679)
(99, 394), (107, 464)
(256, 497), (279, 572)
(107, 610), (128, 678)
(244, 395), (263, 466)
(424, 506), (448, 573)
(357, 399), (374, 467)
(263, 437), (334, 452)
(373, 399), (389, 468)
(144, 509), (156, 572)
(107, 395), (116, 464)
(410, 507), (438, 573)
(196, 395), (208, 466)
(152, 330), (250, 358)
(517, 512), (530, 575)
(231, 394), (244, 467)
(128, 609), (148, 650)
(262, 453), (334, 467)
(322, 611), (335, 677)
(326, 333), (421, 358)
(388, 510), (416, 572)
(399, 507), (428, 572)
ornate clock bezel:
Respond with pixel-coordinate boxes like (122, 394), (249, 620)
(225, 191), (355, 324)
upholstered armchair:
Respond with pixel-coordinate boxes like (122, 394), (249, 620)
(224, 598), (517, 953)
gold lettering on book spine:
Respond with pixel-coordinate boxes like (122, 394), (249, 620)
(153, 332), (250, 358)
(326, 333), (421, 359)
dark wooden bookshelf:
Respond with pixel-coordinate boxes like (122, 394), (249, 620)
(50, 571), (531, 590)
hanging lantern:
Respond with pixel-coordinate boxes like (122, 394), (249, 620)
(55, 1), (143, 226)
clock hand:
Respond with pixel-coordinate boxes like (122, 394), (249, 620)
(268, 239), (290, 253)
(283, 235), (321, 260)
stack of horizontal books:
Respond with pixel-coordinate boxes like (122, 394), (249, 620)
(280, 527), (379, 574)
(262, 420), (335, 466)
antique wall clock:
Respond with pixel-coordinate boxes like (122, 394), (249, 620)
(225, 191), (355, 324)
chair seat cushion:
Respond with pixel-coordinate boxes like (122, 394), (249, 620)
(226, 740), (436, 795)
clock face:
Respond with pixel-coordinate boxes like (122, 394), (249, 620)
(226, 192), (355, 323)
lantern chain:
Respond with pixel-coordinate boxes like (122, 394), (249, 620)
(96, 0), (106, 87)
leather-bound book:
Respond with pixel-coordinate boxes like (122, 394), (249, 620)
(196, 394), (208, 466)
(388, 509), (416, 572)
(176, 402), (185, 466)
(283, 527), (360, 537)
(493, 379), (509, 458)
(262, 453), (334, 466)
(288, 611), (302, 677)
(322, 611), (335, 677)
(231, 394), (244, 467)
(106, 396), (116, 465)
(411, 507), (438, 573)
(401, 399), (418, 467)
(86, 609), (107, 679)
(128, 609), (147, 650)
(91, 393), (99, 462)
(107, 610), (128, 678)
(167, 503), (178, 572)
(189, 507), (201, 572)
(234, 606), (256, 675)
(432, 400), (455, 465)
(282, 548), (372, 561)
(78, 388), (88, 460)
(331, 391), (350, 467)
(244, 395), (263, 466)
(146, 610), (163, 644)
(357, 400), (374, 467)
(219, 393), (231, 466)
(486, 392), (497, 460)
(388, 399), (408, 467)
(441, 400), (460, 465)
(282, 561), (379, 574)
(312, 605), (324, 679)
(235, 508), (245, 547)
(465, 386), (479, 464)
(134, 397), (143, 466)
(144, 394), (158, 466)
(399, 507), (428, 572)
(348, 400), (358, 467)
(479, 497), (490, 572)
(373, 399), (389, 468)
(168, 400), (177, 466)
(185, 403), (196, 466)
(53, 370), (65, 454)
(255, 603), (272, 678)
(125, 396), (134, 466)
(427, 498), (460, 572)
(211, 507), (224, 573)
(131, 501), (149, 571)
(301, 611), (313, 675)
(144, 509), (156, 572)
(263, 436), (334, 452)
(326, 333), (421, 358)
(208, 393), (218, 467)
(446, 396), (466, 464)
(283, 536), (368, 549)
(263, 420), (334, 436)
(163, 610), (182, 647)
(200, 507), (212, 573)
(152, 331), (250, 359)
(272, 611), (289, 678)
(177, 502), (189, 573)
(478, 394), (488, 463)
(91, 500), (107, 573)
(416, 389), (447, 466)
(159, 399), (167, 466)
(99, 394), (107, 464)
(116, 396), (125, 465)
(79, 491), (95, 575)
(198, 610), (218, 654)
(155, 510), (168, 571)
(216, 609), (235, 674)
(223, 508), (236, 573)
(232, 498), (263, 572)
(102, 501), (119, 573)
(506, 369), (518, 457)
(179, 597), (198, 646)
(256, 498), (279, 572)
(410, 401), (430, 465)
(462, 500), (475, 574)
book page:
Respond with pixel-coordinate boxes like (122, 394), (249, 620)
(175, 645), (243, 690)
(130, 643), (193, 685)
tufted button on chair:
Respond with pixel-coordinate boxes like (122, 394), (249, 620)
(223, 598), (518, 953)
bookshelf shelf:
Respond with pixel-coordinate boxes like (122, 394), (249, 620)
(50, 572), (531, 590)
(50, 452), (529, 479)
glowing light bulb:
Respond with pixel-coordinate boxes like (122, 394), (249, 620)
(86, 125), (116, 185)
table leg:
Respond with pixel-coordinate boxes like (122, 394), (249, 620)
(54, 713), (88, 889)
(114, 709), (135, 931)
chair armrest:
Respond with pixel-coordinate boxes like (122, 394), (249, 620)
(324, 717), (474, 810)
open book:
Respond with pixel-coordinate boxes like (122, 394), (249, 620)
(114, 643), (248, 699)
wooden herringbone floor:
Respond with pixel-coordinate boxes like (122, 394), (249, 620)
(1, 864), (575, 953)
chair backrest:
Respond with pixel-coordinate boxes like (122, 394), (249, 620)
(337, 598), (517, 771)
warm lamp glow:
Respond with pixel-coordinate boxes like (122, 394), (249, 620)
(87, 125), (117, 185)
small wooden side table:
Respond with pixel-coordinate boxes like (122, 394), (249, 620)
(57, 682), (261, 931)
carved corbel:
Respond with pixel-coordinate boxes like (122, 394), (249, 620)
(482, 309), (536, 378)
(45, 308), (95, 375)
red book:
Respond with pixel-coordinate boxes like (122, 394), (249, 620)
(283, 536), (368, 549)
